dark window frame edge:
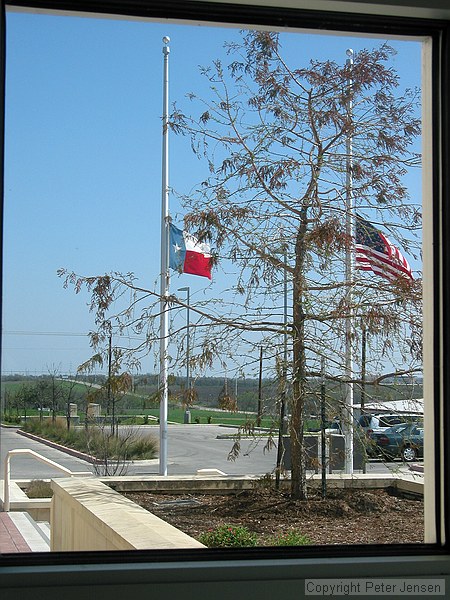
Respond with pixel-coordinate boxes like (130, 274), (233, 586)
(0, 0), (448, 567)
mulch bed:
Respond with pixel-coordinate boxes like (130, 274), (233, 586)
(124, 487), (424, 546)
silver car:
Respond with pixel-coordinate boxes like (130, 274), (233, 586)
(358, 413), (423, 435)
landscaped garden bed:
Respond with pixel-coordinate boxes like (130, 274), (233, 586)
(20, 420), (157, 461)
(124, 487), (424, 547)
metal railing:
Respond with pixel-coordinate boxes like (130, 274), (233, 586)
(3, 448), (91, 511)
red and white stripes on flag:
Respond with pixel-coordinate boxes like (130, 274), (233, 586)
(169, 223), (212, 280)
(355, 217), (413, 281)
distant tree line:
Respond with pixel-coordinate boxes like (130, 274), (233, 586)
(2, 372), (423, 426)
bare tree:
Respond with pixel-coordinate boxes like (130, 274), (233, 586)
(78, 349), (132, 436)
(63, 374), (80, 430)
(45, 367), (65, 424)
(59, 32), (422, 499)
(15, 384), (37, 423)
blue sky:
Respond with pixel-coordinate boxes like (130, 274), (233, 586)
(1, 10), (422, 376)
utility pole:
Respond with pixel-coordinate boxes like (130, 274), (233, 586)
(361, 321), (367, 473)
(320, 357), (327, 498)
(257, 347), (263, 427)
(107, 330), (116, 435)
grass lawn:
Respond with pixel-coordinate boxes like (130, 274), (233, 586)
(125, 407), (276, 428)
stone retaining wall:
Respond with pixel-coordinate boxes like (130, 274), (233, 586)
(50, 477), (205, 551)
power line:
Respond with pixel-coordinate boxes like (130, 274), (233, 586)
(2, 330), (145, 341)
(2, 330), (88, 337)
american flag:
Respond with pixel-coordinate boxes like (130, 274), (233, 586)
(355, 217), (413, 281)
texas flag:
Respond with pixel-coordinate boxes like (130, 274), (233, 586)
(169, 223), (212, 280)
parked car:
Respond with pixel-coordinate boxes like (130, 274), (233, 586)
(324, 420), (343, 435)
(358, 413), (423, 436)
(368, 422), (424, 461)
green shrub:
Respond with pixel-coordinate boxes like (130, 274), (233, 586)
(3, 415), (21, 424)
(63, 428), (82, 447)
(25, 479), (53, 498)
(21, 421), (157, 461)
(126, 436), (158, 459)
(199, 524), (258, 548)
(269, 529), (311, 546)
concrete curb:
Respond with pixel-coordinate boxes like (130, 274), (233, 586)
(101, 472), (424, 497)
(16, 429), (99, 464)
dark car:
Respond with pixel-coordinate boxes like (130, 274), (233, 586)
(358, 413), (423, 436)
(368, 422), (424, 462)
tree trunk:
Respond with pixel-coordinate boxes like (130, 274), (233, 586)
(290, 209), (308, 500)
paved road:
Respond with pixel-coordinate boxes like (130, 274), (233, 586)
(131, 424), (279, 476)
(0, 427), (94, 480)
(1, 424), (277, 479)
(128, 424), (414, 477)
(1, 424), (413, 481)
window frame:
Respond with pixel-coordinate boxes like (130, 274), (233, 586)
(1, 0), (450, 580)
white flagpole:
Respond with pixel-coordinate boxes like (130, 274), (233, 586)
(159, 36), (170, 476)
(344, 48), (354, 474)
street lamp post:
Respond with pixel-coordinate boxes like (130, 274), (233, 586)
(178, 287), (190, 397)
